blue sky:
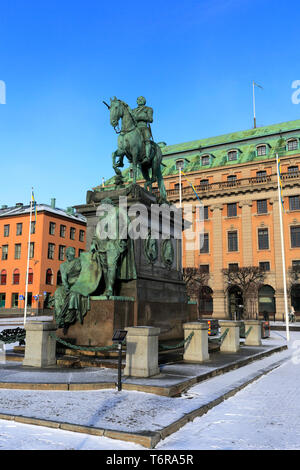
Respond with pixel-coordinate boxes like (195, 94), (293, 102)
(0, 0), (300, 209)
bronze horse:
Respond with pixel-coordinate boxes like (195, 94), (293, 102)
(107, 97), (167, 203)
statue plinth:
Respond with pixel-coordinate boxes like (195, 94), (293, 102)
(58, 184), (196, 347)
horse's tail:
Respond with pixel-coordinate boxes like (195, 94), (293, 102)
(153, 144), (167, 203)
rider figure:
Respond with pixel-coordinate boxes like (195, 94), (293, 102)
(132, 96), (153, 164)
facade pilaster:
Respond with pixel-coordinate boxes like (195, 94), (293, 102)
(239, 200), (253, 267)
(211, 204), (227, 318)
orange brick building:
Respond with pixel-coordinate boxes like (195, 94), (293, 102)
(0, 199), (86, 315)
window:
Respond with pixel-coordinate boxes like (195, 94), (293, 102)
(292, 260), (300, 272)
(26, 292), (32, 307)
(201, 155), (210, 166)
(14, 244), (21, 260)
(199, 264), (209, 273)
(291, 226), (300, 248)
(289, 196), (300, 211)
(203, 206), (209, 220)
(29, 242), (34, 259)
(0, 293), (6, 308)
(256, 170), (267, 182)
(70, 227), (76, 240)
(60, 225), (66, 238)
(227, 203), (237, 217)
(57, 271), (62, 286)
(228, 263), (239, 271)
(0, 270), (7, 285)
(259, 261), (270, 271)
(200, 233), (209, 253)
(58, 245), (65, 261)
(45, 269), (53, 285)
(78, 248), (84, 257)
(174, 182), (182, 190)
(227, 175), (237, 185)
(16, 223), (23, 236)
(175, 159), (184, 170)
(49, 222), (56, 235)
(48, 243), (55, 259)
(13, 269), (20, 285)
(1, 245), (8, 260)
(228, 231), (238, 252)
(288, 166), (299, 175)
(31, 221), (36, 234)
(228, 150), (238, 161)
(11, 293), (19, 308)
(257, 199), (268, 214)
(258, 228), (269, 250)
(28, 268), (33, 284)
(200, 179), (209, 189)
(79, 230), (85, 242)
(4, 224), (9, 237)
(257, 145), (267, 156)
(287, 139), (298, 151)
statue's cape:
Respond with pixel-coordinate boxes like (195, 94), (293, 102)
(70, 252), (102, 297)
(117, 237), (137, 280)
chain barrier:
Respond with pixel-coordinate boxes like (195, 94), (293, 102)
(49, 332), (124, 353)
(244, 326), (253, 338)
(0, 328), (26, 345)
(208, 328), (229, 345)
(159, 331), (194, 351)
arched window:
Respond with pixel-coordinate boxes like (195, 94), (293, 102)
(287, 138), (298, 152)
(256, 144), (267, 156)
(175, 159), (185, 170)
(45, 268), (53, 285)
(228, 150), (238, 161)
(28, 268), (33, 284)
(13, 269), (20, 285)
(0, 270), (7, 285)
(258, 285), (276, 315)
(201, 155), (210, 166)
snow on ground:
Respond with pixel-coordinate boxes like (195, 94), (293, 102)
(0, 330), (298, 450)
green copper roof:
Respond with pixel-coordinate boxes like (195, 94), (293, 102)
(99, 119), (300, 188)
(161, 119), (300, 155)
(159, 119), (300, 176)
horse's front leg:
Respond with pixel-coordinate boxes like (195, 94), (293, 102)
(112, 149), (124, 176)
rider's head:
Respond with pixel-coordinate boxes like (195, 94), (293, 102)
(137, 96), (146, 106)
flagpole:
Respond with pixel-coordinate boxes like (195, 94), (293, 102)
(179, 168), (182, 208)
(276, 153), (290, 341)
(24, 190), (33, 326)
(253, 81), (257, 129)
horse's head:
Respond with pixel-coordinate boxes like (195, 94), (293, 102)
(109, 97), (123, 128)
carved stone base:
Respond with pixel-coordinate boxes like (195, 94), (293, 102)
(56, 298), (197, 347)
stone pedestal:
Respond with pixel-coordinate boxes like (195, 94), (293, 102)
(219, 320), (241, 353)
(183, 322), (209, 362)
(56, 299), (135, 347)
(70, 184), (197, 347)
(23, 322), (57, 367)
(124, 326), (160, 378)
(244, 320), (262, 346)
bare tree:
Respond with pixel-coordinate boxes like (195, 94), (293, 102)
(183, 267), (210, 317)
(222, 266), (266, 319)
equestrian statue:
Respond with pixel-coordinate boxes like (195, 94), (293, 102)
(104, 96), (167, 203)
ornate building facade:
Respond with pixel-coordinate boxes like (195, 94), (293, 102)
(96, 118), (300, 320)
(155, 119), (300, 320)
